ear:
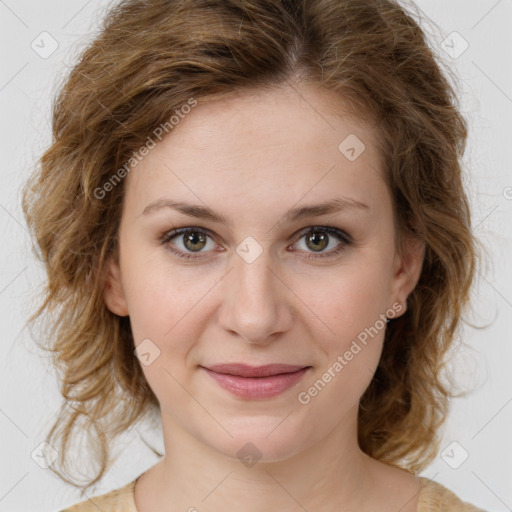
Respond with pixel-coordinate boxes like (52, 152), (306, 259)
(103, 253), (129, 317)
(389, 233), (425, 317)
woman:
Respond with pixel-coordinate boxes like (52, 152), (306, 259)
(22, 0), (484, 510)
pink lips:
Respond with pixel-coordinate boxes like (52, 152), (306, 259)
(201, 363), (310, 399)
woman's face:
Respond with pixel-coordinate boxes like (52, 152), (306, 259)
(104, 83), (423, 462)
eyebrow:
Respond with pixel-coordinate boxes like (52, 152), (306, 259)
(141, 196), (369, 226)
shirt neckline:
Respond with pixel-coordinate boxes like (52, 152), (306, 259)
(126, 473), (442, 512)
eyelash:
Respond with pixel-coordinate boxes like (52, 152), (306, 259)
(160, 226), (352, 261)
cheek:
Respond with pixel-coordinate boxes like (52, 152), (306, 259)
(121, 252), (223, 379)
(296, 280), (388, 418)
(294, 252), (393, 343)
(291, 255), (391, 406)
(123, 263), (207, 411)
(120, 242), (205, 334)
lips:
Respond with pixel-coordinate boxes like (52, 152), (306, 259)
(201, 363), (311, 399)
(204, 363), (308, 378)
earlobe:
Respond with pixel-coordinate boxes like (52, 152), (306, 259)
(102, 255), (129, 317)
(390, 234), (426, 315)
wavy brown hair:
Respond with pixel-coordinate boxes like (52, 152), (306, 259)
(22, 0), (478, 490)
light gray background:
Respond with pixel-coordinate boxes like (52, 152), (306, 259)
(0, 1), (511, 511)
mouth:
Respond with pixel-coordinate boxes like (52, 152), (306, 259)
(200, 363), (311, 399)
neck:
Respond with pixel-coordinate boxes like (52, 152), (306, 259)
(142, 406), (376, 512)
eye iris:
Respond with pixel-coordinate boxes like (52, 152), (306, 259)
(184, 231), (207, 252)
(306, 231), (329, 252)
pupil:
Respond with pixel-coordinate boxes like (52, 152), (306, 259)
(184, 232), (206, 251)
(307, 231), (328, 251)
(181, 231), (330, 253)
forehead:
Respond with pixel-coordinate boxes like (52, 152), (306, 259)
(123, 83), (386, 218)
(165, 83), (379, 160)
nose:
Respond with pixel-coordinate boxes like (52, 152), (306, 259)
(217, 247), (294, 345)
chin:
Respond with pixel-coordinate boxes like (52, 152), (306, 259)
(201, 417), (315, 465)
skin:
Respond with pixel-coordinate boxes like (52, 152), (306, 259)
(104, 82), (426, 512)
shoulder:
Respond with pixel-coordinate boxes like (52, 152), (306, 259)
(57, 475), (486, 512)
(58, 480), (137, 512)
(417, 477), (486, 512)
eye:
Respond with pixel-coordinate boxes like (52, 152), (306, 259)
(161, 227), (218, 259)
(291, 226), (352, 259)
(160, 225), (352, 260)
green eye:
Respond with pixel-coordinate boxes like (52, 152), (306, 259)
(161, 225), (352, 260)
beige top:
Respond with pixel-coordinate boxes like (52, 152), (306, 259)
(59, 476), (486, 511)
